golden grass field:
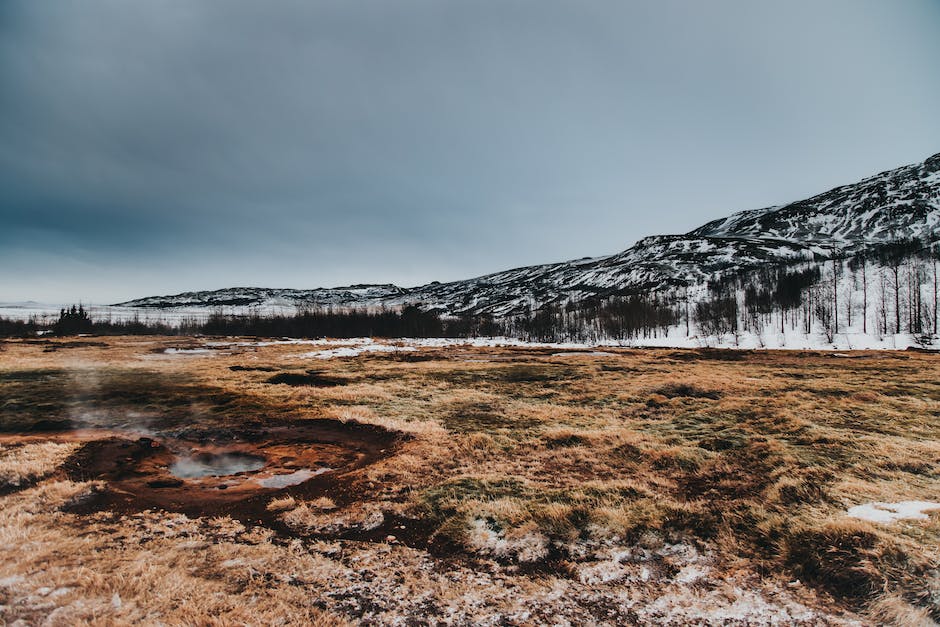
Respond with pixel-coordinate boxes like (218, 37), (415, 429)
(1, 336), (939, 625)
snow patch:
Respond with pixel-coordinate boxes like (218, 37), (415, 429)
(846, 501), (940, 524)
(163, 348), (216, 355)
(466, 518), (549, 563)
(297, 340), (417, 359)
(674, 564), (709, 584)
(551, 351), (615, 357)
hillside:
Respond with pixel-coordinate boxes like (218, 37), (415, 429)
(690, 152), (940, 246)
(119, 152), (940, 316)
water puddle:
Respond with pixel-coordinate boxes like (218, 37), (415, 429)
(38, 418), (402, 520)
(170, 452), (266, 479)
(257, 467), (333, 488)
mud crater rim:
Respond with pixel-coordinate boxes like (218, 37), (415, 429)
(4, 417), (405, 521)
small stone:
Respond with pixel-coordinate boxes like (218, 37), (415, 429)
(385, 535), (397, 543)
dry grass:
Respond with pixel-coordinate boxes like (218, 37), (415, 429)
(0, 481), (347, 625)
(0, 442), (80, 490)
(1, 337), (939, 624)
(867, 594), (937, 627)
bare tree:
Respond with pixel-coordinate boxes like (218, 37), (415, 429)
(861, 256), (868, 334)
(831, 257), (840, 335)
(879, 269), (889, 336)
(934, 256), (939, 335)
(890, 261), (901, 334)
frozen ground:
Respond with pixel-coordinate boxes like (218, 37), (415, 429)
(3, 302), (937, 351)
(215, 332), (936, 354)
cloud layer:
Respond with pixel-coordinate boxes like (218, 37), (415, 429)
(2, 1), (939, 302)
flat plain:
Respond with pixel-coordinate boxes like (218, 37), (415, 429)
(1, 336), (938, 625)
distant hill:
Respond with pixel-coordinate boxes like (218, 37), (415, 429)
(119, 152), (940, 316)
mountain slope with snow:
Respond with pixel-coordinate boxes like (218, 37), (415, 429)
(120, 151), (940, 316)
(395, 235), (830, 316)
(690, 152), (940, 246)
(121, 284), (407, 309)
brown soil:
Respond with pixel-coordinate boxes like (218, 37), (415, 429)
(22, 419), (404, 525)
(266, 371), (349, 387)
(1, 418), (439, 551)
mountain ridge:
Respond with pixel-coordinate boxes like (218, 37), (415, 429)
(119, 151), (940, 316)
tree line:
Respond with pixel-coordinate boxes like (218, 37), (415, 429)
(692, 238), (940, 343)
(2, 237), (937, 343)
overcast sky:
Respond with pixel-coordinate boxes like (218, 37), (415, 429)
(2, 1), (939, 303)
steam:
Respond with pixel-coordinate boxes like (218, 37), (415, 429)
(169, 452), (265, 479)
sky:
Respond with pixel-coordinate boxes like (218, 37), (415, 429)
(1, 1), (939, 304)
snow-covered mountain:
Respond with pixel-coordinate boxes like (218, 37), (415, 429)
(690, 152), (940, 246)
(388, 235), (830, 316)
(120, 151), (940, 316)
(123, 284), (406, 309)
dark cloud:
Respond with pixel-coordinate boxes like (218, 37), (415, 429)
(1, 1), (939, 302)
